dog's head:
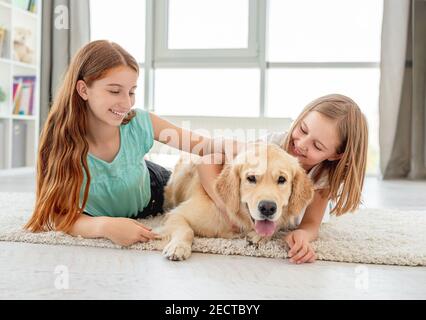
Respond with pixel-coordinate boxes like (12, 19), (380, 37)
(215, 143), (314, 237)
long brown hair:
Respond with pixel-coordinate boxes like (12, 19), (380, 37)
(26, 40), (139, 232)
(282, 94), (368, 216)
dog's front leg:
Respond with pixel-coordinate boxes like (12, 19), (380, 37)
(245, 230), (271, 248)
(162, 213), (194, 261)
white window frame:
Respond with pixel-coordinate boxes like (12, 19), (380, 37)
(154, 0), (260, 67)
(91, 0), (382, 117)
(141, 0), (381, 118)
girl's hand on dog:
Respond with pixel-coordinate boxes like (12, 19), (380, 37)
(101, 217), (160, 247)
(285, 229), (316, 264)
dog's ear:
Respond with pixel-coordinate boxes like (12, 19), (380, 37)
(287, 168), (314, 215)
(214, 163), (241, 214)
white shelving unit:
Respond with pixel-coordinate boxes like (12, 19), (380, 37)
(0, 0), (41, 173)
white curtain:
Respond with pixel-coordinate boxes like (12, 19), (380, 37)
(40, 0), (90, 128)
(379, 0), (426, 179)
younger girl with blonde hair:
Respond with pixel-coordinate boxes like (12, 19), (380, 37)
(198, 94), (368, 264)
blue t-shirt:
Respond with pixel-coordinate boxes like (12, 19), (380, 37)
(79, 108), (154, 217)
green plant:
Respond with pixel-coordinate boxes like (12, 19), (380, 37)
(0, 86), (6, 102)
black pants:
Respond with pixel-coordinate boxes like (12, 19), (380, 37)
(136, 160), (172, 219)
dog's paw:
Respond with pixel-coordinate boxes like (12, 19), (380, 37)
(246, 231), (269, 247)
(162, 240), (192, 261)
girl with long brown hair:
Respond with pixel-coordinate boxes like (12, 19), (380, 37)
(25, 40), (234, 246)
(198, 94), (369, 264)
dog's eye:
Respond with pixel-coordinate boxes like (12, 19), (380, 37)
(247, 175), (256, 184)
(278, 176), (286, 184)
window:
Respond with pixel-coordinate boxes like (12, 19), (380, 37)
(266, 0), (383, 175)
(90, 0), (146, 107)
(267, 68), (380, 120)
(90, 0), (146, 63)
(268, 0), (383, 62)
(155, 0), (258, 61)
(168, 0), (249, 49)
(155, 69), (260, 117)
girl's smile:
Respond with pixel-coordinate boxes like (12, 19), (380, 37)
(109, 108), (130, 118)
(290, 140), (306, 158)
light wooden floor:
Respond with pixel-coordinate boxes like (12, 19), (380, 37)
(0, 172), (425, 299)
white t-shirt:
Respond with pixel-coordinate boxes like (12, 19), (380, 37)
(260, 131), (331, 225)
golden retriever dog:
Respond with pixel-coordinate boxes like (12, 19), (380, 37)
(160, 143), (314, 261)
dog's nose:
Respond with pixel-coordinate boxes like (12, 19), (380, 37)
(258, 201), (277, 217)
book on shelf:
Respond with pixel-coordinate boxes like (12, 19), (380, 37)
(12, 0), (38, 13)
(0, 26), (7, 58)
(13, 75), (36, 116)
(0, 85), (7, 115)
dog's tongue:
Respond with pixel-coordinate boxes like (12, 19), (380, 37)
(254, 220), (276, 237)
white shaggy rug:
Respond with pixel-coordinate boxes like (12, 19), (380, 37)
(0, 192), (425, 266)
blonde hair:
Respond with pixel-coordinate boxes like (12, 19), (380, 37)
(282, 94), (368, 216)
(26, 40), (139, 232)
